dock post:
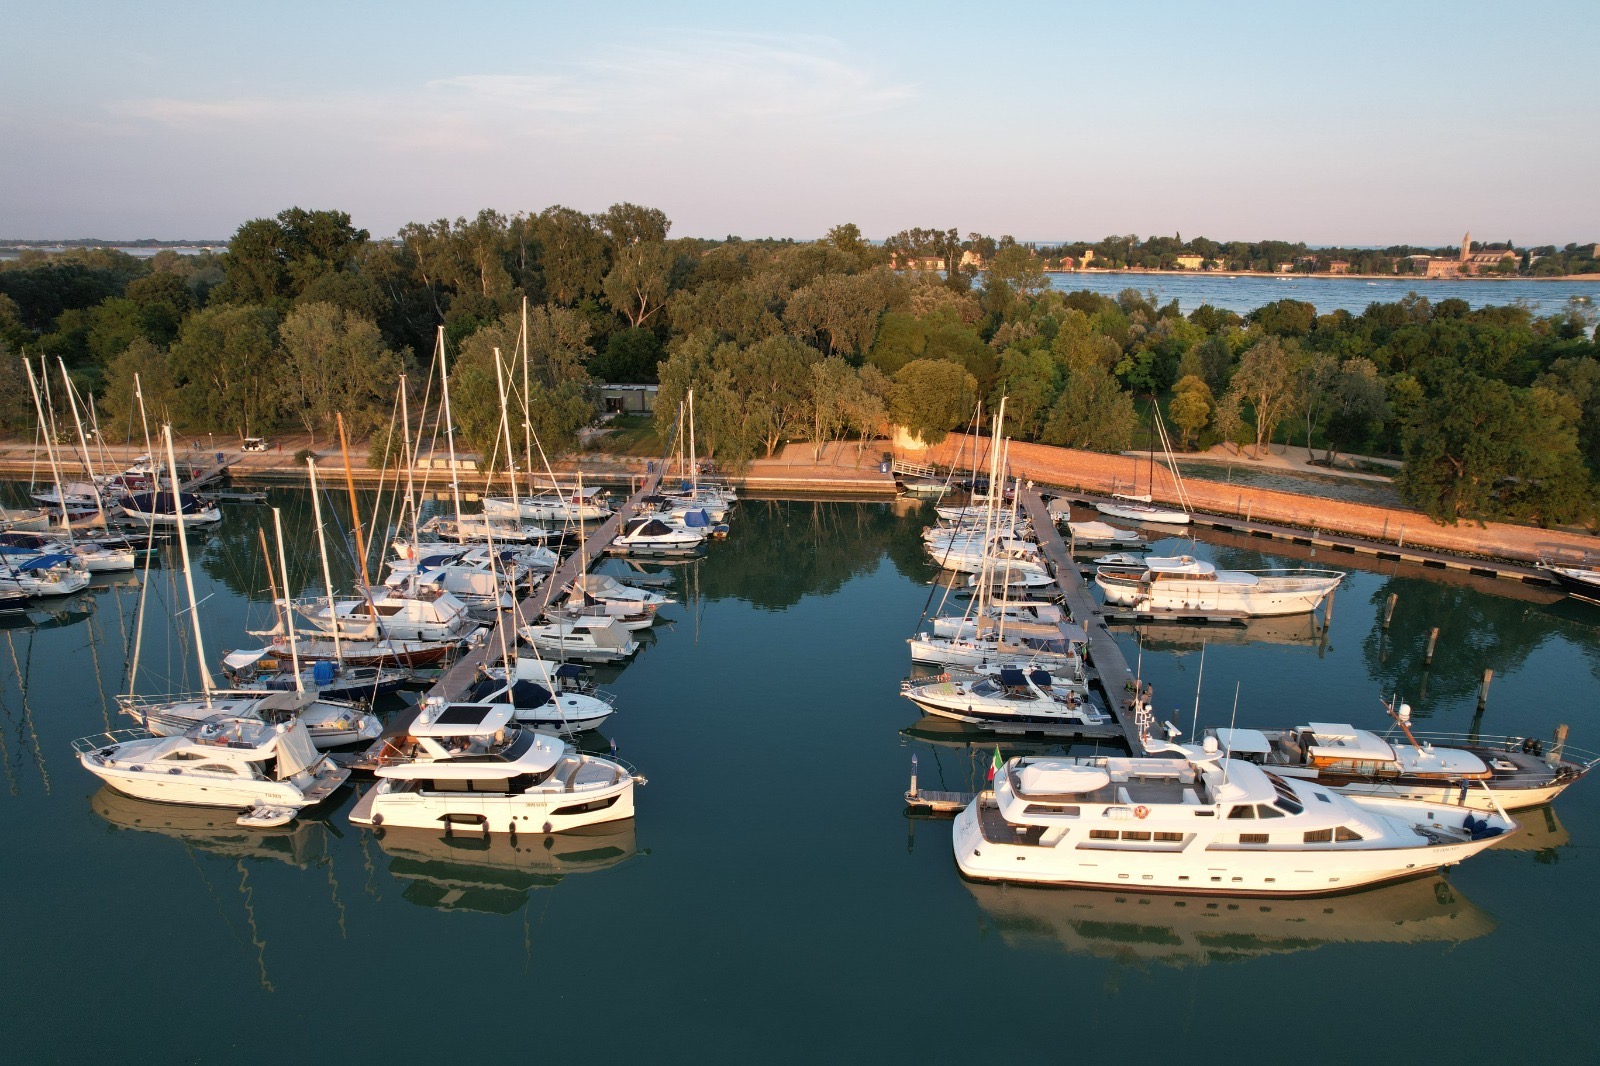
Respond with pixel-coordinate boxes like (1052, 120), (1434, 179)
(1552, 724), (1569, 762)
(1397, 524), (1406, 549)
(1382, 593), (1398, 629)
(1321, 587), (1335, 631)
(1245, 501), (1253, 523)
(1382, 515), (1389, 540)
(1477, 669), (1494, 710)
(1424, 626), (1440, 666)
(908, 753), (919, 801)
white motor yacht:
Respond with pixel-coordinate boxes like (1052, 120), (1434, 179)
(953, 746), (1515, 895)
(609, 515), (707, 555)
(902, 665), (1108, 729)
(1194, 714), (1595, 813)
(1064, 520), (1146, 549)
(567, 573), (674, 611)
(122, 489), (222, 526)
(519, 615), (639, 663)
(1096, 555), (1343, 617)
(296, 584), (480, 642)
(419, 513), (556, 545)
(467, 655), (617, 734)
(348, 701), (639, 834)
(73, 716), (349, 818)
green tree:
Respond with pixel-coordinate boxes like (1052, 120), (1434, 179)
(1228, 335), (1298, 457)
(592, 327), (662, 383)
(279, 302), (404, 442)
(98, 338), (177, 439)
(1169, 375), (1213, 449)
(889, 359), (977, 446)
(1039, 363), (1137, 452)
(167, 304), (281, 435)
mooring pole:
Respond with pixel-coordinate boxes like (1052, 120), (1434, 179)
(1424, 626), (1440, 666)
(1478, 669), (1494, 710)
(1383, 592), (1398, 629)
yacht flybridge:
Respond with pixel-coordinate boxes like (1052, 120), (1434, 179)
(1095, 555), (1344, 617)
(954, 745), (1515, 895)
(348, 700), (639, 834)
(73, 716), (348, 817)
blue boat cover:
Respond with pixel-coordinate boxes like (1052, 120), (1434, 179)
(999, 666), (1026, 687)
(683, 509), (711, 527)
(19, 553), (71, 571)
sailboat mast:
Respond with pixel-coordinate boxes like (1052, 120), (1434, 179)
(307, 459), (343, 659)
(688, 388), (698, 494)
(397, 376), (419, 558)
(271, 506), (304, 691)
(436, 326), (466, 530)
(23, 356), (72, 533)
(493, 346), (519, 509)
(520, 296), (535, 496)
(163, 423), (212, 702)
(336, 412), (371, 590)
(57, 358), (107, 534)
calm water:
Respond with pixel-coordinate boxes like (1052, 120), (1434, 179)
(1048, 271), (1600, 316)
(1, 491), (1597, 1062)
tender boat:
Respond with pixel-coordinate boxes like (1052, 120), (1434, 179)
(73, 716), (349, 815)
(1197, 712), (1595, 812)
(348, 701), (639, 834)
(1095, 555), (1343, 617)
(901, 665), (1108, 729)
(953, 745), (1515, 895)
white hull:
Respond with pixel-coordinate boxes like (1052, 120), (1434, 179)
(353, 773), (635, 833)
(1096, 501), (1191, 525)
(482, 496), (611, 523)
(908, 634), (1074, 670)
(80, 761), (310, 810)
(953, 798), (1503, 894)
(1096, 572), (1340, 617)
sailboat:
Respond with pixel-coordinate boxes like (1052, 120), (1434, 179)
(1096, 400), (1192, 525)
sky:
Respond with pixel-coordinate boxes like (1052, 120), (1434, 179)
(3, 0), (1597, 246)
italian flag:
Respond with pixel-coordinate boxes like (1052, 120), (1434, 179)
(988, 746), (1003, 782)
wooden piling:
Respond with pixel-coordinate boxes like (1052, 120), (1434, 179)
(1424, 626), (1440, 666)
(1382, 592), (1398, 629)
(1477, 669), (1494, 710)
(1321, 587), (1335, 631)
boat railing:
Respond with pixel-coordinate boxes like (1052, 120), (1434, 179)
(71, 727), (155, 755)
(1240, 568), (1346, 580)
(1403, 731), (1600, 771)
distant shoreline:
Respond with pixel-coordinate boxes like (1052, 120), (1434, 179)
(1052, 268), (1600, 283)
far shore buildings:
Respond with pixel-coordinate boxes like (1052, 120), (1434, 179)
(1414, 232), (1518, 278)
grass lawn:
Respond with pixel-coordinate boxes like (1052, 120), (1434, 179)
(590, 414), (667, 457)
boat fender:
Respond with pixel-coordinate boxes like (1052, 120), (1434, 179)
(1134, 805), (1150, 820)
(940, 673), (950, 682)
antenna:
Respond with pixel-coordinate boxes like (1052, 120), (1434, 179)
(1190, 640), (1207, 741)
(1220, 680), (1241, 788)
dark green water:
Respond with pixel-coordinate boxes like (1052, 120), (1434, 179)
(1, 493), (1596, 1063)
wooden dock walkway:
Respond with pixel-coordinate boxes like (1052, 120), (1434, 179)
(1019, 485), (1144, 751)
(423, 469), (663, 702)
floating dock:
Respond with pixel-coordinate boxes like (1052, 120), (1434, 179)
(1018, 487), (1144, 751)
(421, 469), (663, 703)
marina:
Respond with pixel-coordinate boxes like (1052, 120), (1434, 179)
(1, 486), (1598, 1060)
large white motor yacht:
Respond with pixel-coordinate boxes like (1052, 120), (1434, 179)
(73, 716), (349, 816)
(296, 584), (480, 642)
(953, 746), (1514, 895)
(1095, 555), (1343, 617)
(519, 615), (639, 663)
(348, 701), (639, 835)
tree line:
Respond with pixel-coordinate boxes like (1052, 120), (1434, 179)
(1, 206), (1596, 526)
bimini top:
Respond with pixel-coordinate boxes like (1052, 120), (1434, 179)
(1214, 728), (1273, 756)
(1303, 723), (1399, 763)
(1015, 763), (1111, 795)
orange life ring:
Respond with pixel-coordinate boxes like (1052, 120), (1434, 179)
(1134, 805), (1150, 820)
(939, 672), (951, 682)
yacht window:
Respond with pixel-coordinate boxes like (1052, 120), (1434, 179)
(1274, 797), (1304, 815)
(1154, 832), (1185, 843)
(1335, 826), (1364, 842)
(162, 751), (205, 761)
(1121, 831), (1151, 842)
(1023, 804), (1080, 816)
(1239, 833), (1269, 845)
(197, 764), (237, 774)
(1227, 805), (1255, 819)
(1089, 829), (1118, 840)
(430, 778), (470, 792)
(1315, 793), (1331, 803)
(471, 779), (511, 793)
(1303, 829), (1334, 843)
(1255, 804), (1285, 819)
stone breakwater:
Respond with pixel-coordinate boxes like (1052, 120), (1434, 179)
(916, 433), (1600, 566)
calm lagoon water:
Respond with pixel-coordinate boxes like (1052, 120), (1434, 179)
(1047, 271), (1600, 317)
(1, 492), (1596, 1062)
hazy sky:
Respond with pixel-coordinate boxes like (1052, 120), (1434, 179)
(4, 1), (1596, 245)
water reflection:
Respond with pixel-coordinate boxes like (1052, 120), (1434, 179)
(967, 876), (1494, 966)
(91, 787), (334, 867)
(1113, 613), (1326, 653)
(375, 821), (639, 914)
